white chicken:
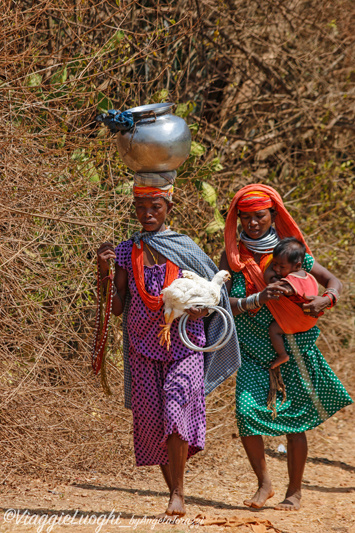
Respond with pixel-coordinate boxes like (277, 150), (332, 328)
(158, 269), (231, 350)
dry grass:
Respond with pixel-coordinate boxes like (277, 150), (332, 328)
(0, 0), (354, 481)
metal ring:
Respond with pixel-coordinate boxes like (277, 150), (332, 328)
(178, 306), (234, 352)
(178, 309), (227, 352)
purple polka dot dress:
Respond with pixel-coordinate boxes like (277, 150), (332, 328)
(115, 240), (206, 466)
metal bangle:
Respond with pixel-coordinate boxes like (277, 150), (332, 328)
(324, 288), (339, 303)
(245, 295), (252, 310)
(325, 287), (339, 296)
(236, 298), (245, 313)
(245, 294), (255, 310)
(245, 293), (260, 310)
(255, 292), (260, 307)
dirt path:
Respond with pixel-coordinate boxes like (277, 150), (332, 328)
(0, 405), (354, 533)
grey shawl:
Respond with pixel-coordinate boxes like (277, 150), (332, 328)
(120, 229), (240, 409)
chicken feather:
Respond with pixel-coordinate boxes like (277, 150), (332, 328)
(158, 269), (231, 350)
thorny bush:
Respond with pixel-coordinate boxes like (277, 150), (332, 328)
(0, 0), (354, 477)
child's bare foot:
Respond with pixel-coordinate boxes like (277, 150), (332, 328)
(243, 482), (274, 509)
(274, 489), (301, 510)
(270, 354), (289, 369)
(165, 489), (186, 516)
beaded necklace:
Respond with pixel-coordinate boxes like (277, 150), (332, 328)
(92, 259), (113, 394)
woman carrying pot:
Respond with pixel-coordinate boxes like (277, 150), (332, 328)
(97, 172), (239, 517)
(220, 184), (352, 511)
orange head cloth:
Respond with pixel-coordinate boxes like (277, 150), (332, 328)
(224, 184), (315, 334)
(224, 184), (312, 273)
(237, 190), (274, 212)
(133, 185), (173, 201)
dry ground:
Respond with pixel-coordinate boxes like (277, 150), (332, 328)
(0, 399), (354, 533)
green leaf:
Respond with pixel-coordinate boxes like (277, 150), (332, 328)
(190, 141), (205, 157)
(188, 122), (199, 134)
(206, 209), (225, 234)
(26, 73), (42, 87)
(71, 148), (89, 162)
(240, 145), (248, 159)
(50, 65), (67, 85)
(81, 162), (100, 183)
(175, 103), (188, 117)
(211, 157), (223, 171)
(103, 30), (125, 52)
(200, 182), (217, 206)
(152, 89), (169, 103)
(115, 181), (133, 195)
(175, 101), (195, 118)
(57, 135), (66, 148)
(97, 92), (113, 113)
(113, 30), (124, 44)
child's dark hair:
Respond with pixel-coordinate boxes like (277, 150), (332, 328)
(273, 237), (306, 265)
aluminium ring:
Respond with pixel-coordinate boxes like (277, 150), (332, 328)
(178, 306), (234, 352)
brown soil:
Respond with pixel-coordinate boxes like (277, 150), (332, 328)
(0, 402), (354, 533)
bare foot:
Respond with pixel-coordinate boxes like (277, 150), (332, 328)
(270, 354), (289, 369)
(274, 490), (301, 510)
(154, 512), (170, 520)
(244, 483), (274, 509)
(166, 489), (186, 516)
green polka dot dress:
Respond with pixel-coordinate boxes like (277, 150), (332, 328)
(231, 254), (353, 436)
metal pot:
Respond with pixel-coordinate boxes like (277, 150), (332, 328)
(115, 103), (191, 172)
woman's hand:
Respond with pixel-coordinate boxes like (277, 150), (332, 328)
(97, 242), (116, 276)
(186, 307), (209, 321)
(302, 295), (329, 317)
(259, 282), (289, 306)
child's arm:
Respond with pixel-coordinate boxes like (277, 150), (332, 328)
(277, 279), (295, 297)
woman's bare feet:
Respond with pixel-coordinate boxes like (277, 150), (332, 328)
(274, 489), (301, 510)
(166, 488), (186, 516)
(244, 482), (275, 509)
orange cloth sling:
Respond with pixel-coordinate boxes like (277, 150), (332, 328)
(225, 184), (317, 334)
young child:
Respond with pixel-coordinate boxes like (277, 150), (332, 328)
(264, 237), (319, 369)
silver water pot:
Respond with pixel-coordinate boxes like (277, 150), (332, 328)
(115, 103), (191, 172)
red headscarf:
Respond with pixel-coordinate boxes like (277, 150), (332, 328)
(236, 190), (274, 212)
(225, 184), (311, 271)
(133, 185), (173, 201)
(224, 184), (317, 334)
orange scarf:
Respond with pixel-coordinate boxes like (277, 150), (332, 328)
(131, 242), (179, 311)
(225, 184), (317, 334)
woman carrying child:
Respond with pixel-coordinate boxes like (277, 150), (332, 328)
(219, 183), (353, 511)
(97, 172), (239, 517)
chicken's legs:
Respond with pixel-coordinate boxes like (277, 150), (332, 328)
(158, 309), (175, 351)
